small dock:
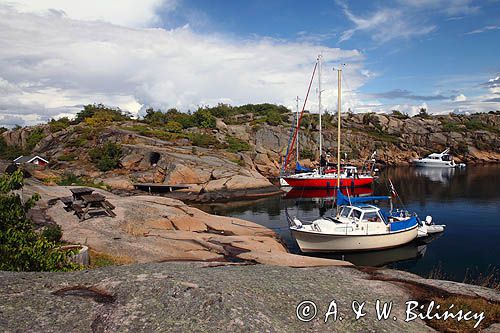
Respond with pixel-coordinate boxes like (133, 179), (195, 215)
(133, 183), (190, 193)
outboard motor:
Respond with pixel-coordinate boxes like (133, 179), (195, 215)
(425, 215), (433, 225)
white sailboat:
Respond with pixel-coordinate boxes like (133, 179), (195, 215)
(288, 65), (422, 252)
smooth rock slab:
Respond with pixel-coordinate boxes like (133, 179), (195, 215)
(0, 262), (435, 332)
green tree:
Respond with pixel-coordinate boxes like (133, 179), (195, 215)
(0, 171), (79, 271)
(416, 107), (429, 118)
(193, 108), (216, 128)
(74, 104), (130, 124)
(143, 107), (169, 125)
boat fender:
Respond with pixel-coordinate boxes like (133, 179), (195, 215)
(425, 216), (433, 225)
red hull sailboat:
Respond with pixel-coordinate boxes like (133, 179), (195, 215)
(280, 56), (375, 189)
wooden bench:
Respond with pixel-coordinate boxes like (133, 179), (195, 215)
(102, 200), (115, 210)
(60, 196), (74, 206)
(72, 204), (84, 220)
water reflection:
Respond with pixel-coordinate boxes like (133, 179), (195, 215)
(413, 167), (457, 184)
(197, 165), (500, 281)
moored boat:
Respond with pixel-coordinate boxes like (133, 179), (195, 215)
(283, 169), (374, 188)
(412, 148), (466, 168)
(288, 202), (419, 252)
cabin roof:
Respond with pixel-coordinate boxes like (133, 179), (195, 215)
(13, 155), (49, 164)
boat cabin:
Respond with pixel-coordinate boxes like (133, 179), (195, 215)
(337, 204), (385, 223)
(425, 152), (453, 161)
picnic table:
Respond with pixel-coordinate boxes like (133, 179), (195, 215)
(73, 193), (116, 221)
(70, 187), (94, 201)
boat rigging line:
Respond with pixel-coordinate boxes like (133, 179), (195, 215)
(281, 60), (318, 174)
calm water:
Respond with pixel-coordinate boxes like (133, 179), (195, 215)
(197, 165), (500, 282)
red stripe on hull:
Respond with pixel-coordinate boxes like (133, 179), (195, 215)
(283, 177), (373, 188)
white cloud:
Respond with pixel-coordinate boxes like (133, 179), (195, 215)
(465, 25), (500, 35)
(401, 0), (480, 15)
(3, 0), (176, 27)
(453, 94), (467, 102)
(0, 5), (368, 126)
(339, 5), (436, 43)
(390, 102), (429, 116)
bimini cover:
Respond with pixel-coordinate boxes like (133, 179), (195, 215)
(336, 189), (390, 206)
(295, 161), (312, 173)
(389, 216), (418, 232)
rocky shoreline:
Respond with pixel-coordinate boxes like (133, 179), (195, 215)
(24, 182), (347, 267)
(2, 112), (499, 202)
(1, 262), (499, 332)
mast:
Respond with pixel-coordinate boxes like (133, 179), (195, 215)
(317, 54), (323, 161)
(336, 66), (342, 189)
(295, 96), (300, 163)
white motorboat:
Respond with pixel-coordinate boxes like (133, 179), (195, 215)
(288, 203), (419, 252)
(417, 216), (446, 238)
(412, 148), (465, 168)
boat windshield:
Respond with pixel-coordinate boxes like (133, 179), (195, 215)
(339, 206), (350, 218)
(351, 209), (362, 221)
(362, 211), (382, 222)
(442, 154), (452, 161)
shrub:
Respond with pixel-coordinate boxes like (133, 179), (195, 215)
(193, 108), (216, 128)
(441, 121), (462, 132)
(454, 142), (469, 155)
(226, 136), (250, 153)
(190, 133), (218, 147)
(56, 173), (109, 189)
(0, 171), (79, 271)
(464, 119), (486, 131)
(265, 111), (283, 126)
(48, 117), (70, 133)
(300, 148), (315, 160)
(362, 113), (376, 125)
(26, 128), (45, 151)
(0, 137), (27, 160)
(74, 104), (130, 124)
(42, 224), (63, 243)
(57, 153), (77, 162)
(165, 121), (183, 133)
(390, 110), (409, 119)
(89, 142), (122, 172)
(414, 107), (430, 119)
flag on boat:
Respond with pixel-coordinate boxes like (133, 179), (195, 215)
(389, 179), (398, 198)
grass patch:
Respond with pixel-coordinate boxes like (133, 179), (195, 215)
(441, 121), (463, 132)
(88, 249), (134, 268)
(56, 173), (110, 190)
(189, 133), (219, 148)
(426, 296), (500, 332)
(225, 136), (250, 153)
(365, 129), (400, 144)
(122, 125), (187, 141)
(57, 153), (77, 162)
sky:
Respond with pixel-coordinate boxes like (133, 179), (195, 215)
(0, 0), (499, 126)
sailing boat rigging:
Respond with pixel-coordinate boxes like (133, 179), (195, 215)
(281, 57), (376, 189)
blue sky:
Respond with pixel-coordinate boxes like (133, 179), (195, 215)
(0, 0), (499, 126)
(165, 0), (500, 113)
